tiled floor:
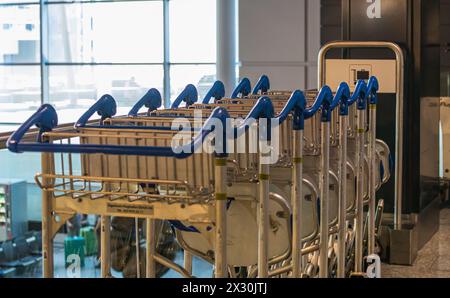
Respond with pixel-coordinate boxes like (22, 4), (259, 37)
(382, 208), (450, 278)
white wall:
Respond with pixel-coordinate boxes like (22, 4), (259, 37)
(238, 0), (321, 90)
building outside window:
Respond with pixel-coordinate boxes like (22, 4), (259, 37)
(0, 0), (217, 131)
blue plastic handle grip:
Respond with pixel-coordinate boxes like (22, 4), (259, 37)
(330, 82), (350, 111)
(231, 78), (252, 99)
(329, 82), (351, 116)
(171, 84), (198, 109)
(75, 95), (117, 128)
(128, 88), (162, 117)
(252, 75), (270, 95)
(8, 105), (231, 158)
(366, 76), (379, 105)
(348, 80), (367, 106)
(348, 80), (368, 111)
(202, 81), (226, 104)
(276, 90), (307, 130)
(7, 104), (58, 153)
(303, 86), (334, 122)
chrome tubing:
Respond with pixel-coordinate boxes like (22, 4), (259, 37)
(319, 121), (330, 278)
(368, 104), (377, 255)
(214, 157), (228, 278)
(135, 218), (141, 278)
(258, 156), (270, 278)
(354, 109), (365, 273)
(146, 218), (157, 278)
(100, 215), (111, 278)
(291, 129), (304, 278)
(337, 115), (348, 278)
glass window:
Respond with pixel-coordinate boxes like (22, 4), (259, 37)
(170, 64), (216, 103)
(48, 2), (164, 63)
(0, 65), (41, 132)
(0, 5), (40, 63)
(1, 0), (219, 133)
(169, 0), (216, 63)
(48, 65), (163, 122)
(0, 0), (39, 4)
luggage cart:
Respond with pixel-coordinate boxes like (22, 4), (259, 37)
(221, 77), (389, 277)
(6, 74), (390, 278)
(114, 78), (366, 278)
(101, 82), (333, 278)
(5, 81), (311, 278)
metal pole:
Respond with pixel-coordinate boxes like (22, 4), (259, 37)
(354, 109), (365, 272)
(217, 0), (237, 93)
(319, 122), (330, 278)
(135, 218), (141, 278)
(337, 115), (348, 278)
(41, 152), (54, 278)
(368, 104), (377, 255)
(258, 156), (270, 278)
(146, 218), (156, 278)
(184, 250), (193, 275)
(318, 41), (404, 230)
(214, 157), (228, 278)
(100, 215), (111, 278)
(292, 130), (304, 278)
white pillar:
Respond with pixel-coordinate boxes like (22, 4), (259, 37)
(217, 0), (237, 95)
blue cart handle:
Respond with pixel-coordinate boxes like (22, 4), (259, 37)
(232, 96), (274, 142)
(252, 75), (270, 95)
(75, 95), (117, 128)
(304, 86), (334, 122)
(231, 78), (252, 99)
(128, 88), (162, 117)
(171, 84), (198, 109)
(7, 104), (58, 153)
(8, 105), (231, 158)
(329, 82), (351, 116)
(277, 90), (306, 130)
(202, 81), (226, 104)
(366, 76), (379, 105)
(348, 80), (367, 111)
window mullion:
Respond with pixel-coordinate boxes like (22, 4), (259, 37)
(163, 0), (170, 108)
(40, 0), (49, 104)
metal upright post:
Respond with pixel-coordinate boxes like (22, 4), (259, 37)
(368, 81), (378, 255)
(100, 215), (111, 278)
(258, 157), (270, 278)
(354, 108), (366, 273)
(292, 129), (304, 278)
(368, 106), (377, 255)
(135, 218), (141, 278)
(214, 157), (228, 278)
(146, 218), (156, 278)
(337, 114), (348, 278)
(319, 120), (331, 278)
(41, 152), (54, 278)
(184, 250), (193, 275)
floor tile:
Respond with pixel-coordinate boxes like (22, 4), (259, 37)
(382, 208), (450, 278)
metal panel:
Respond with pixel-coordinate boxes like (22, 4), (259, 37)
(325, 59), (396, 93)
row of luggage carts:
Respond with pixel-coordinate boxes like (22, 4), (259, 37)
(6, 74), (391, 278)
